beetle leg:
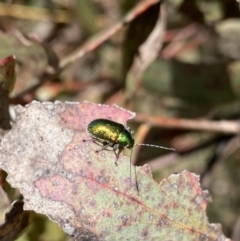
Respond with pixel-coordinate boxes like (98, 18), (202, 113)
(95, 142), (113, 153)
(83, 138), (111, 150)
(82, 139), (93, 142)
(113, 144), (123, 166)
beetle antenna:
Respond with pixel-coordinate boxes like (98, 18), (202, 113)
(130, 144), (175, 195)
(129, 148), (139, 195)
(135, 143), (175, 151)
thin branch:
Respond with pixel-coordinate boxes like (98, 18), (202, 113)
(134, 114), (240, 134)
(60, 0), (162, 69)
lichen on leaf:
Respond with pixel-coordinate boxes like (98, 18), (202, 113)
(0, 101), (228, 240)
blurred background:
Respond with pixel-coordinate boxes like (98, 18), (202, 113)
(0, 0), (240, 240)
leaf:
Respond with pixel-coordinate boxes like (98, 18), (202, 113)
(0, 101), (228, 240)
(0, 200), (30, 241)
(0, 55), (15, 131)
(0, 55), (16, 93)
(143, 59), (235, 107)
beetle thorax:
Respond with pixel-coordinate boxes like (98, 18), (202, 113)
(118, 129), (134, 148)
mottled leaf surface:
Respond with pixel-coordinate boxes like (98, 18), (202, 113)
(0, 101), (228, 240)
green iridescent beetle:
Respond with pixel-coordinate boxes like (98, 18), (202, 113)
(86, 118), (134, 165)
(84, 118), (175, 193)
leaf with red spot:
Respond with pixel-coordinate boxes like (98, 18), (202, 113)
(0, 101), (229, 240)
